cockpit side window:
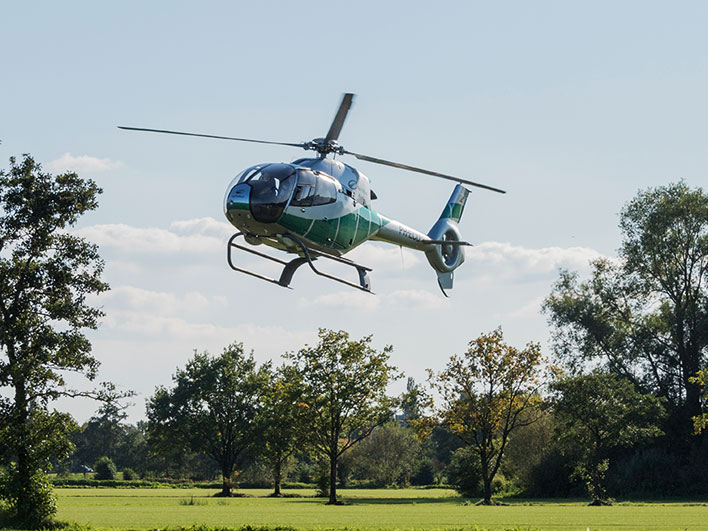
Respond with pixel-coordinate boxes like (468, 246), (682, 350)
(291, 170), (317, 207)
(312, 176), (337, 206)
(291, 170), (338, 207)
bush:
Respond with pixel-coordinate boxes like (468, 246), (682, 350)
(315, 462), (329, 498)
(122, 468), (137, 481)
(446, 447), (482, 498)
(411, 459), (435, 486)
(526, 448), (581, 497)
(0, 465), (57, 528)
(94, 457), (117, 480)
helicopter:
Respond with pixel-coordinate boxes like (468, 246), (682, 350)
(118, 93), (505, 296)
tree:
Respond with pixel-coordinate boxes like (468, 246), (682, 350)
(428, 328), (544, 504)
(689, 369), (708, 433)
(551, 372), (666, 505)
(93, 456), (117, 480)
(146, 343), (270, 496)
(348, 422), (423, 486)
(72, 400), (128, 469)
(545, 182), (708, 447)
(0, 155), (116, 527)
(260, 364), (308, 496)
(286, 329), (399, 504)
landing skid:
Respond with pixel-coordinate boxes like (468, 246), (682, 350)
(227, 232), (373, 293)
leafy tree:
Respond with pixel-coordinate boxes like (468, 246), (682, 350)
(428, 328), (544, 504)
(545, 182), (708, 446)
(146, 343), (270, 496)
(551, 372), (666, 505)
(0, 155), (119, 527)
(348, 422), (423, 486)
(446, 446), (482, 498)
(689, 369), (708, 433)
(260, 364), (308, 496)
(72, 400), (128, 469)
(500, 406), (555, 492)
(286, 329), (399, 504)
(94, 456), (117, 480)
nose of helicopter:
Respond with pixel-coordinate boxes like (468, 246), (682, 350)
(224, 183), (251, 222)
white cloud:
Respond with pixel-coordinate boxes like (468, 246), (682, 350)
(170, 217), (234, 239)
(466, 242), (603, 280)
(347, 242), (422, 272)
(300, 288), (448, 311)
(75, 221), (224, 255)
(387, 289), (450, 310)
(95, 286), (216, 315)
(509, 295), (546, 319)
(301, 290), (380, 311)
(47, 153), (122, 173)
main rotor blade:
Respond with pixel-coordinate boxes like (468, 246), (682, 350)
(117, 126), (307, 149)
(343, 150), (506, 194)
(324, 93), (355, 144)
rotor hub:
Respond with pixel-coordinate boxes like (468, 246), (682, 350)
(304, 138), (345, 156)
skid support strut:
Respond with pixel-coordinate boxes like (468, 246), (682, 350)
(227, 233), (373, 293)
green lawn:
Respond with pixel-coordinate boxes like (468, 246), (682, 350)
(55, 488), (708, 531)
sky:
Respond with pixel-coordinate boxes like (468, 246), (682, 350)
(2, 1), (707, 422)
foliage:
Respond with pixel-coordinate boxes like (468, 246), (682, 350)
(689, 368), (708, 433)
(70, 400), (143, 473)
(0, 464), (56, 527)
(544, 182), (708, 447)
(259, 365), (308, 496)
(146, 343), (270, 497)
(501, 407), (555, 491)
(428, 328), (544, 504)
(94, 457), (117, 481)
(551, 372), (666, 504)
(347, 422), (423, 487)
(0, 154), (126, 528)
(285, 329), (400, 504)
(445, 446), (482, 498)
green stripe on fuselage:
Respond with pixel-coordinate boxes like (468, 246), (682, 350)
(279, 205), (387, 251)
(279, 212), (314, 235)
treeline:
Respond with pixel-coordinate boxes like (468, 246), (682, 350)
(2, 155), (708, 528)
(54, 182), (708, 505)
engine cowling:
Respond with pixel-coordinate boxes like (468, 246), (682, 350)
(425, 218), (466, 273)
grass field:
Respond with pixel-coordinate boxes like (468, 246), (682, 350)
(53, 488), (708, 531)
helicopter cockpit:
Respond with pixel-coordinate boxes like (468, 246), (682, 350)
(225, 163), (339, 225)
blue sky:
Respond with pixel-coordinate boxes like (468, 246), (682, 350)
(2, 1), (707, 421)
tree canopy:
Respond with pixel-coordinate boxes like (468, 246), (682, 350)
(551, 372), (666, 504)
(0, 155), (112, 527)
(545, 182), (708, 446)
(146, 343), (271, 497)
(428, 328), (544, 504)
(286, 329), (399, 504)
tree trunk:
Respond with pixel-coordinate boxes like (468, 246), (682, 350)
(480, 454), (492, 505)
(273, 459), (282, 496)
(220, 465), (232, 497)
(482, 477), (492, 505)
(328, 454), (338, 504)
(15, 377), (32, 522)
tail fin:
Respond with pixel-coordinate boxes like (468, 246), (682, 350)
(426, 184), (470, 294)
(438, 184), (470, 223)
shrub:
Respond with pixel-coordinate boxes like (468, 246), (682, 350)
(122, 468), (137, 481)
(0, 465), (56, 528)
(94, 457), (117, 481)
(446, 447), (482, 498)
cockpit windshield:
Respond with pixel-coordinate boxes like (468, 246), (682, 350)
(245, 164), (296, 223)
